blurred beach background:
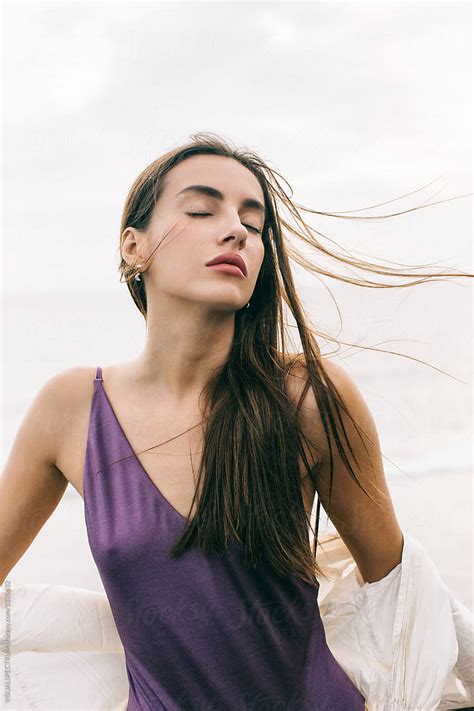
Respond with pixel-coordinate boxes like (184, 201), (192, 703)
(1, 1), (472, 612)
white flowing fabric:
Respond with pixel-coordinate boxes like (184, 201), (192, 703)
(0, 529), (472, 711)
(315, 530), (473, 710)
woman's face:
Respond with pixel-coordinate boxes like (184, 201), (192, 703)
(124, 154), (266, 315)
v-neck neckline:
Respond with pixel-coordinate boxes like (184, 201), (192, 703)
(96, 376), (193, 525)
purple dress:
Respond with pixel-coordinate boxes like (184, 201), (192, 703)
(84, 366), (366, 710)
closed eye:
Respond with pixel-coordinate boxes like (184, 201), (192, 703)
(186, 212), (262, 234)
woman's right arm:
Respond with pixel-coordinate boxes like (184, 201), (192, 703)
(0, 371), (72, 586)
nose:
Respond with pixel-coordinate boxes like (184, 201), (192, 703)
(220, 215), (248, 245)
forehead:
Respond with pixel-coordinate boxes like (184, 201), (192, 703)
(165, 154), (265, 206)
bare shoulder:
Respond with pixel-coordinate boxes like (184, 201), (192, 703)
(24, 366), (98, 469)
(311, 357), (378, 442)
(42, 364), (97, 394)
(2, 365), (97, 480)
(283, 353), (333, 467)
(285, 352), (348, 383)
(45, 366), (101, 494)
(55, 365), (97, 399)
(283, 354), (361, 462)
(39, 366), (97, 424)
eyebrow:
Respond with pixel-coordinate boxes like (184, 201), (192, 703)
(176, 184), (266, 217)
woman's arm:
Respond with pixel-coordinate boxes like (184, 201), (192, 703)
(306, 358), (404, 583)
(0, 372), (71, 585)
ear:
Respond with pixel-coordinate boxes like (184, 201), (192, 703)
(121, 227), (144, 267)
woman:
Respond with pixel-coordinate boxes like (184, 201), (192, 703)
(1, 133), (472, 710)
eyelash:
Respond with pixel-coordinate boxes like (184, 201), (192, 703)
(186, 212), (262, 235)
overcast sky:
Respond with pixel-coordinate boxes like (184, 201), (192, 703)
(2, 1), (472, 295)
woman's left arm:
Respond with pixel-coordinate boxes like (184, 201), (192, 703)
(307, 358), (404, 584)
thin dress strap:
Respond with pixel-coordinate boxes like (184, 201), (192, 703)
(95, 366), (103, 381)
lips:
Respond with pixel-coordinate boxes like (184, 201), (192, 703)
(205, 252), (247, 277)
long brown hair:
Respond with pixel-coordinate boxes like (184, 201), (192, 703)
(116, 131), (471, 587)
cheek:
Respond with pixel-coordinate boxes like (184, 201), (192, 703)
(155, 240), (207, 286)
(255, 245), (266, 271)
(151, 219), (196, 266)
(160, 217), (188, 244)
